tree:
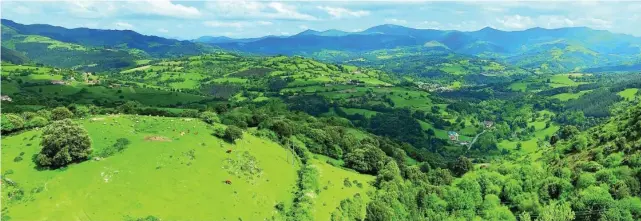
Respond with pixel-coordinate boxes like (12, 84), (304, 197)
(450, 156), (473, 177)
(70, 105), (90, 118)
(118, 101), (142, 114)
(51, 107), (74, 121)
(1, 114), (25, 133)
(223, 126), (243, 143)
(344, 145), (387, 175)
(537, 202), (575, 221)
(36, 119), (92, 168)
(365, 201), (394, 221)
(199, 111), (220, 124)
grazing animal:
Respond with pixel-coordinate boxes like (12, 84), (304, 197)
(225, 180), (232, 185)
(226, 149), (232, 153)
(180, 132), (185, 136)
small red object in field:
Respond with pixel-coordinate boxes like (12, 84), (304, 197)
(225, 180), (232, 184)
(226, 149), (232, 153)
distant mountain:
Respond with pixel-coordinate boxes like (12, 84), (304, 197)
(204, 24), (641, 73)
(1, 19), (214, 58)
(1, 19), (218, 71)
(192, 35), (282, 44)
(0, 46), (29, 64)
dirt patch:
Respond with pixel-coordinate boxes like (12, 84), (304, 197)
(144, 136), (172, 142)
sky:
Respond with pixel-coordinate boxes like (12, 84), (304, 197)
(2, 0), (641, 39)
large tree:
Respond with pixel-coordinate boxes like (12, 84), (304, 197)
(36, 119), (92, 168)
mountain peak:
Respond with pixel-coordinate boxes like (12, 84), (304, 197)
(296, 29), (321, 36)
(363, 24), (414, 35)
(478, 26), (499, 32)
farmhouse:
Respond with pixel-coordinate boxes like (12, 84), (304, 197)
(448, 131), (459, 141)
(484, 120), (494, 128)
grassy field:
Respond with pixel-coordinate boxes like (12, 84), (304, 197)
(1, 115), (300, 220)
(618, 88), (639, 101)
(552, 90), (592, 101)
(311, 158), (374, 221)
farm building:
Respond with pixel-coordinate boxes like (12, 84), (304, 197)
(484, 120), (494, 128)
(448, 131), (459, 141)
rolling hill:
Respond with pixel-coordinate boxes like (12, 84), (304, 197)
(1, 19), (216, 71)
(201, 24), (641, 73)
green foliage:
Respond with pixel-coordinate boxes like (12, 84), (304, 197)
(537, 202), (575, 221)
(36, 119), (92, 168)
(25, 116), (48, 128)
(51, 106), (74, 121)
(97, 138), (130, 158)
(1, 114), (25, 133)
(199, 111), (220, 124)
(344, 144), (387, 175)
(449, 156), (473, 177)
(223, 125), (243, 143)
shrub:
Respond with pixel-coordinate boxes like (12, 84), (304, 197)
(200, 111), (220, 124)
(1, 114), (25, 133)
(51, 107), (74, 121)
(223, 126), (243, 143)
(26, 116), (48, 128)
(36, 119), (92, 168)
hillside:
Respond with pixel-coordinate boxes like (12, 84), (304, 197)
(204, 25), (641, 74)
(2, 13), (641, 221)
(0, 19), (216, 71)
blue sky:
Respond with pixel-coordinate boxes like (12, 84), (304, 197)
(2, 0), (641, 39)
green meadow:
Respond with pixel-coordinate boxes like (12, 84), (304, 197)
(1, 115), (301, 220)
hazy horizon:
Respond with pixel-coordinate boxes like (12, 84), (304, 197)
(2, 0), (641, 39)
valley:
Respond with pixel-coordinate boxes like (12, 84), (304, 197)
(2, 5), (641, 221)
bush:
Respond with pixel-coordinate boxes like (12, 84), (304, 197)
(1, 114), (25, 133)
(223, 126), (243, 143)
(36, 119), (92, 168)
(51, 107), (74, 121)
(200, 111), (220, 124)
(26, 116), (48, 128)
(70, 105), (90, 118)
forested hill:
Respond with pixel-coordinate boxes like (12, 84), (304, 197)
(203, 25), (641, 74)
(0, 19), (216, 71)
(1, 19), (214, 57)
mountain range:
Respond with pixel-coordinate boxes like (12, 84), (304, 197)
(197, 24), (641, 73)
(2, 19), (641, 74)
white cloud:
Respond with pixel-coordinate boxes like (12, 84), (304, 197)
(281, 32), (290, 35)
(496, 15), (534, 29)
(128, 0), (201, 19)
(257, 21), (273, 25)
(114, 22), (134, 29)
(419, 21), (441, 29)
(206, 1), (316, 21)
(203, 21), (246, 29)
(385, 18), (407, 24)
(13, 5), (33, 15)
(299, 25), (309, 30)
(539, 15), (575, 29)
(63, 0), (200, 19)
(66, 0), (118, 18)
(203, 21), (274, 29)
(157, 28), (169, 33)
(317, 6), (370, 19)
